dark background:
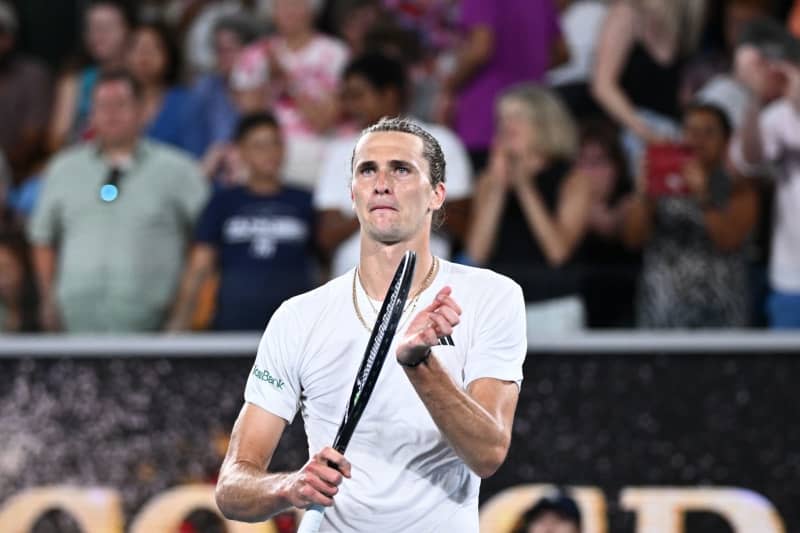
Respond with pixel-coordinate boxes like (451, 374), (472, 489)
(1, 352), (797, 532)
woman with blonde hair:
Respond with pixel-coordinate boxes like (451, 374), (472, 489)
(592, 0), (708, 145)
(466, 84), (590, 332)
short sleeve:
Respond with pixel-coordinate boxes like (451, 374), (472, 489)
(464, 278), (527, 388)
(460, 0), (497, 30)
(244, 303), (303, 423)
(729, 101), (785, 177)
(27, 162), (63, 245)
(194, 193), (223, 244)
(172, 157), (210, 227)
(231, 43), (269, 91)
(436, 128), (473, 200)
(314, 141), (354, 211)
(758, 104), (784, 162)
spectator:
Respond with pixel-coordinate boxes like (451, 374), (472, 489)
(592, 0), (708, 157)
(575, 120), (639, 328)
(730, 22), (800, 328)
(439, 0), (567, 171)
(511, 490), (582, 533)
(692, 1), (773, 128)
(167, 112), (315, 331)
(331, 0), (384, 58)
(0, 231), (38, 332)
(546, 0), (608, 119)
(623, 103), (758, 328)
(0, 1), (51, 184)
(314, 52), (472, 277)
(127, 22), (191, 151)
(47, 0), (134, 151)
(231, 0), (349, 190)
(466, 84), (590, 332)
(29, 71), (208, 332)
(183, 14), (260, 158)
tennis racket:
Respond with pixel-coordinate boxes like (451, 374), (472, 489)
(297, 250), (417, 533)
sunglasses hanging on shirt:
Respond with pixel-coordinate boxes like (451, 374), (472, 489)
(99, 166), (123, 203)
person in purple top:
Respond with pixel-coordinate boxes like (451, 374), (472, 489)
(439, 0), (567, 171)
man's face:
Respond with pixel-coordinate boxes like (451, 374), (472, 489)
(85, 4), (128, 64)
(683, 110), (727, 168)
(128, 28), (167, 85)
(91, 80), (141, 146)
(274, 0), (314, 37)
(350, 131), (444, 245)
(527, 511), (580, 533)
(342, 74), (391, 127)
(725, 3), (765, 51)
(238, 124), (284, 179)
(214, 29), (244, 76)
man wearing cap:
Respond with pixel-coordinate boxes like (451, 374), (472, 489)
(0, 0), (51, 182)
(512, 491), (582, 533)
(28, 70), (207, 332)
(730, 17), (800, 328)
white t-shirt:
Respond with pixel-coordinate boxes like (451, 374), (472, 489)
(313, 122), (473, 276)
(546, 0), (608, 86)
(244, 260), (526, 533)
(730, 98), (800, 292)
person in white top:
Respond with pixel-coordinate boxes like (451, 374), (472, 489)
(729, 19), (800, 327)
(230, 0), (349, 190)
(315, 52), (473, 277)
(215, 118), (527, 532)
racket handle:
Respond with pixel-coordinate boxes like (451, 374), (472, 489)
(297, 504), (325, 533)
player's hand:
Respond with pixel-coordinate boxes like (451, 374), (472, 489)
(396, 286), (462, 366)
(286, 447), (351, 509)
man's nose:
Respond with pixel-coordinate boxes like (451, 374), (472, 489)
(373, 169), (392, 193)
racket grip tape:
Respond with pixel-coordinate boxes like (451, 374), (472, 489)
(297, 504), (325, 533)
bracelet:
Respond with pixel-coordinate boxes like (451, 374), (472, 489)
(399, 349), (432, 368)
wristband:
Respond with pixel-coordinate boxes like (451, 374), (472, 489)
(399, 349), (432, 368)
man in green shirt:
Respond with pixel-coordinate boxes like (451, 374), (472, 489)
(28, 70), (208, 332)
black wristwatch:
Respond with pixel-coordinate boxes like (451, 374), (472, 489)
(399, 349), (432, 368)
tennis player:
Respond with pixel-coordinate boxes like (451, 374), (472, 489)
(216, 118), (527, 532)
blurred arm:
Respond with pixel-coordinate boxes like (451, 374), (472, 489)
(316, 209), (360, 258)
(465, 173), (507, 264)
(444, 25), (494, 92)
(591, 2), (655, 141)
(514, 171), (591, 267)
(165, 244), (217, 331)
(703, 179), (759, 252)
(47, 74), (78, 153)
(620, 190), (654, 249)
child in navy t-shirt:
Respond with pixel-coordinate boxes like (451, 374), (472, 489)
(168, 112), (315, 331)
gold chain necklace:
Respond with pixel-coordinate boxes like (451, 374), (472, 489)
(352, 256), (439, 333)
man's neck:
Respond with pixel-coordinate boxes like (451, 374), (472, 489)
(358, 235), (435, 301)
(247, 175), (281, 195)
(100, 139), (138, 164)
(284, 29), (314, 51)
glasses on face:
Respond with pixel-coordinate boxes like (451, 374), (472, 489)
(99, 166), (123, 202)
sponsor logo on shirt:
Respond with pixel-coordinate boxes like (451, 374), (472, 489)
(252, 365), (285, 391)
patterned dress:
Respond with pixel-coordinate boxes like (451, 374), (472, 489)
(637, 174), (750, 328)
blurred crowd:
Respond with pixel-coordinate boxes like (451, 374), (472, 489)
(0, 0), (799, 334)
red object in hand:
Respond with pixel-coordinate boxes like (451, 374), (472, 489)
(646, 143), (694, 197)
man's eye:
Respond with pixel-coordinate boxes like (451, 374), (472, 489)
(394, 166), (410, 176)
(360, 167), (376, 176)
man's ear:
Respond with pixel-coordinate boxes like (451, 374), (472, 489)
(431, 182), (446, 211)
